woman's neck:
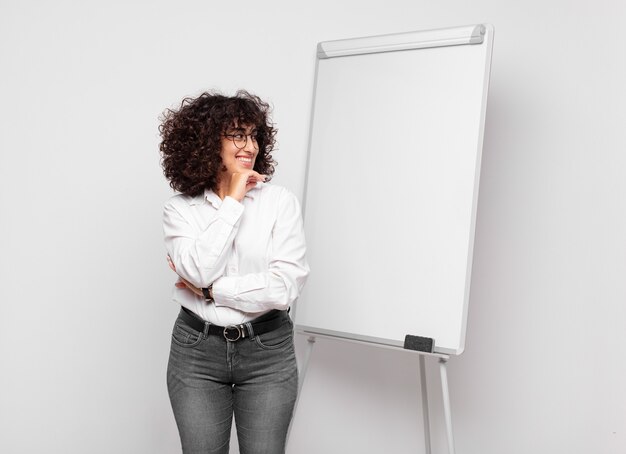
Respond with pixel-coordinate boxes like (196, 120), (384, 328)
(214, 177), (229, 200)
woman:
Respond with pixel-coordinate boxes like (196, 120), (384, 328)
(159, 90), (309, 454)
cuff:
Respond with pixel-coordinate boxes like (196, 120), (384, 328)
(212, 275), (268, 308)
(218, 196), (244, 226)
(211, 276), (236, 307)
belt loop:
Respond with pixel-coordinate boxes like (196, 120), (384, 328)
(203, 322), (210, 338)
(245, 321), (255, 338)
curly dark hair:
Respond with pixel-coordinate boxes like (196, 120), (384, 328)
(159, 90), (277, 196)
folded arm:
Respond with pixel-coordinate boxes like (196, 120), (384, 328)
(163, 196), (243, 288)
(212, 190), (309, 312)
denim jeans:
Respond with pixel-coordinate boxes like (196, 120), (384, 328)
(167, 309), (298, 454)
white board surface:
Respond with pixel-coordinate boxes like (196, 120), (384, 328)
(295, 25), (494, 355)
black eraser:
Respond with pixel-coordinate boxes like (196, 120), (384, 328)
(403, 335), (434, 353)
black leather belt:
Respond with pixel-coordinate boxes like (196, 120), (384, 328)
(179, 306), (286, 342)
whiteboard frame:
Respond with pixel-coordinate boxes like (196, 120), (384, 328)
(295, 24), (494, 356)
(316, 24), (486, 58)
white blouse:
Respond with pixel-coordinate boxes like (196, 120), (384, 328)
(163, 182), (309, 326)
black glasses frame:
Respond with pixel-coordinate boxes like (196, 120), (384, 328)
(223, 132), (259, 150)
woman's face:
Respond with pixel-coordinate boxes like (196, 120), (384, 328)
(219, 124), (259, 176)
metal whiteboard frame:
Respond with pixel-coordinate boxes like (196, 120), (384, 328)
(316, 24), (486, 59)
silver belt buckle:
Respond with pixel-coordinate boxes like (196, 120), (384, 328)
(223, 325), (242, 342)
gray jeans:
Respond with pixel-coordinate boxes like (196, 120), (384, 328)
(167, 309), (298, 454)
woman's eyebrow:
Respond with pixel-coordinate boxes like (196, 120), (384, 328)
(226, 127), (257, 134)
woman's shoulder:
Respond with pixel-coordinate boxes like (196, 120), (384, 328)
(254, 184), (304, 220)
(163, 191), (204, 211)
(255, 182), (299, 203)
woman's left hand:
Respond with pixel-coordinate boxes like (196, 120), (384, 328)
(167, 255), (203, 297)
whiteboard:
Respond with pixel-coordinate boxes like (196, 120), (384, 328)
(295, 25), (494, 355)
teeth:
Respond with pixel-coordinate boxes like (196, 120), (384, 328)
(237, 157), (252, 162)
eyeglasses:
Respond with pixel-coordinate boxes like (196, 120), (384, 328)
(223, 131), (260, 150)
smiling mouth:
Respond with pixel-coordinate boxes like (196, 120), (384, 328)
(236, 156), (253, 164)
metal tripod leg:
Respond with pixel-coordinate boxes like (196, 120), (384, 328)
(439, 357), (456, 454)
(286, 336), (316, 451)
(419, 354), (432, 454)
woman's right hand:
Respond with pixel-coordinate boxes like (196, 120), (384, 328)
(228, 171), (266, 202)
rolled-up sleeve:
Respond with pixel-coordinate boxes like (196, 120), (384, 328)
(212, 190), (309, 312)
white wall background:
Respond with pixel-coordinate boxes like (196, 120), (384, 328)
(1, 1), (624, 453)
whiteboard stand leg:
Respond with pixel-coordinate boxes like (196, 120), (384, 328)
(298, 336), (316, 396)
(286, 336), (316, 451)
(439, 357), (456, 454)
(419, 355), (432, 454)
